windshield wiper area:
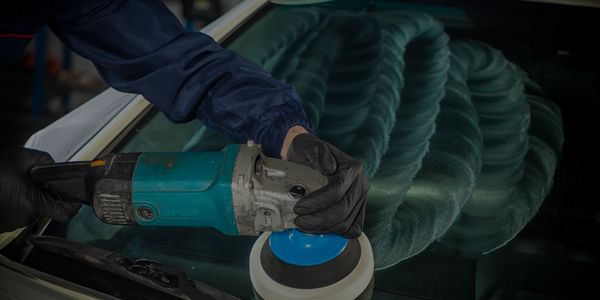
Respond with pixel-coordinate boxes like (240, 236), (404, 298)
(28, 235), (240, 300)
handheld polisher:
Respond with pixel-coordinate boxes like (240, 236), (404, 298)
(30, 142), (374, 299)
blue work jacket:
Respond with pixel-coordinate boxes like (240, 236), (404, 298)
(0, 0), (313, 157)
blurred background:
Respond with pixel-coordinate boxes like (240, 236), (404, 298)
(0, 0), (241, 146)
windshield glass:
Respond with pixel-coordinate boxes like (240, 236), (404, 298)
(51, 1), (597, 298)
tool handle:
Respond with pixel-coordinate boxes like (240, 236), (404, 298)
(31, 161), (91, 182)
(30, 161), (93, 204)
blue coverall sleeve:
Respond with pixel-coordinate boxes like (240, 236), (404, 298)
(47, 0), (314, 157)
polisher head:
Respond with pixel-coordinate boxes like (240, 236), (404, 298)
(249, 229), (374, 300)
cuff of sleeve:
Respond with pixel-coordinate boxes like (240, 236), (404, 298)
(252, 100), (315, 158)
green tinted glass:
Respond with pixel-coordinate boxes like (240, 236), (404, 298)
(64, 2), (563, 298)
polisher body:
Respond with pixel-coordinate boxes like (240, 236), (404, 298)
(30, 142), (328, 235)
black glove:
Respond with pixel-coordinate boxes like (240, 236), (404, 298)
(286, 134), (370, 238)
(0, 147), (80, 233)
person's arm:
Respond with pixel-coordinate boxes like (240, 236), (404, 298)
(46, 0), (368, 238)
(47, 0), (313, 157)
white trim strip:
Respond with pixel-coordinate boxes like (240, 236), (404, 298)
(70, 95), (150, 160)
(203, 0), (269, 42)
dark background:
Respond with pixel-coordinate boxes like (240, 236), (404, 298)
(379, 1), (599, 299)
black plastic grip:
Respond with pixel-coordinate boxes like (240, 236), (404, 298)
(30, 161), (94, 205)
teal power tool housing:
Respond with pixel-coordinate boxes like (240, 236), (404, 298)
(31, 142), (327, 236)
(31, 142), (374, 299)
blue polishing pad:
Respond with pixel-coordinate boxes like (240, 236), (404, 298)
(269, 229), (349, 266)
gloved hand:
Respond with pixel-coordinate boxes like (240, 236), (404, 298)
(286, 133), (370, 238)
(0, 147), (80, 233)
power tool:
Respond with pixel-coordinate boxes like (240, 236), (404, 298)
(31, 142), (374, 299)
(30, 142), (327, 235)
